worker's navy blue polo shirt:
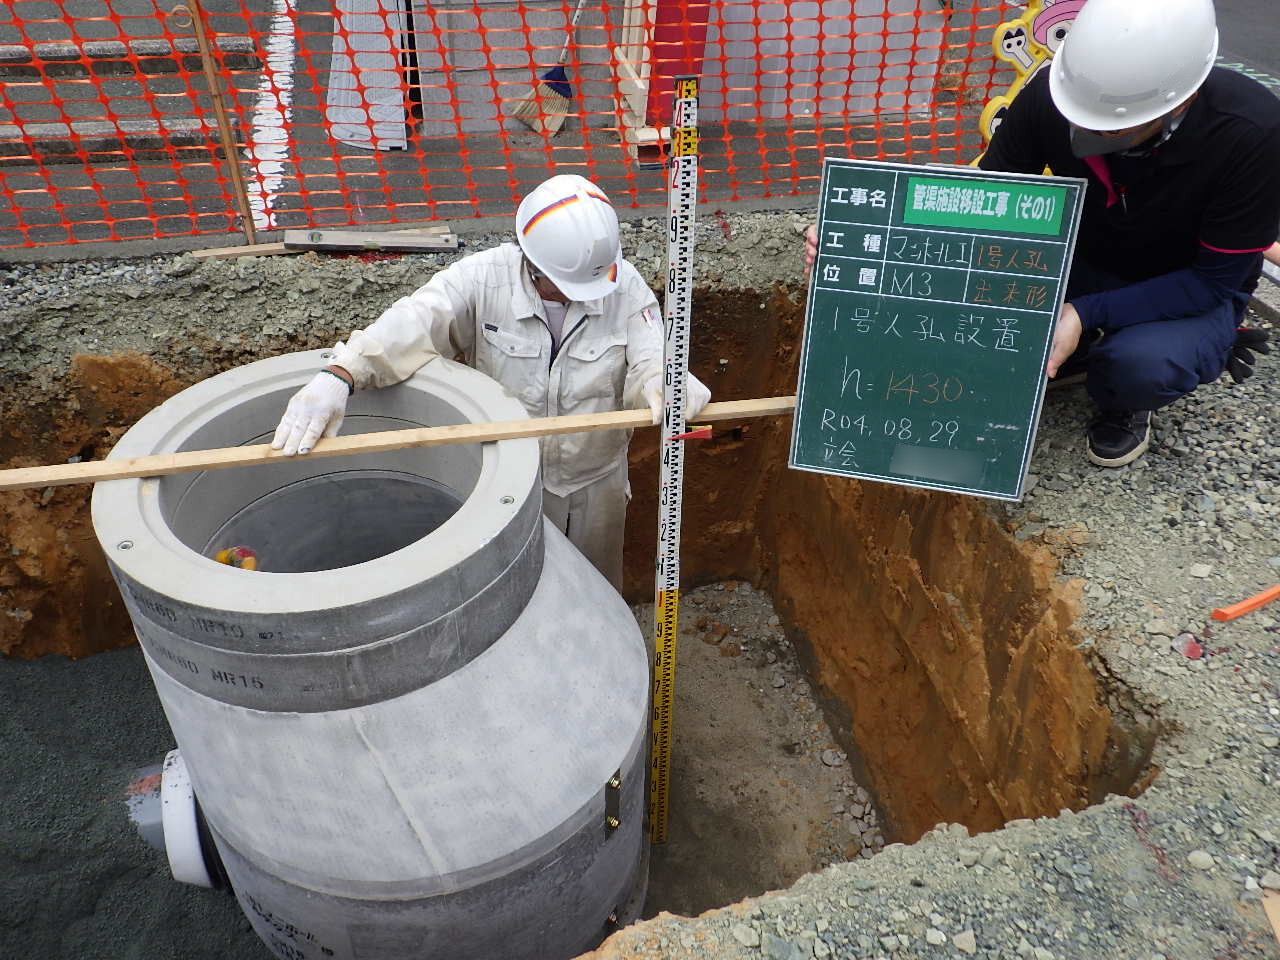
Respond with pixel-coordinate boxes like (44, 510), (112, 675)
(980, 67), (1280, 292)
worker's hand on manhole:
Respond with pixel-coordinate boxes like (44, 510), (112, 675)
(803, 224), (818, 277)
(272, 371), (350, 456)
(1227, 327), (1270, 384)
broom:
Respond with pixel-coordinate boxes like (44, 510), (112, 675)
(510, 0), (589, 134)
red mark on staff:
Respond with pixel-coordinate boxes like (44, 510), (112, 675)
(669, 426), (712, 441)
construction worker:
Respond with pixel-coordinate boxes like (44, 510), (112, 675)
(805, 0), (1278, 467)
(977, 0), (1280, 466)
(271, 174), (710, 591)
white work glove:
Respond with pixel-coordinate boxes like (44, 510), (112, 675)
(643, 374), (711, 426)
(271, 371), (350, 456)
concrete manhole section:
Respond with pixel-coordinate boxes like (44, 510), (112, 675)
(92, 351), (651, 960)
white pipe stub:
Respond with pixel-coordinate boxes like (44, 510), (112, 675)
(160, 750), (213, 889)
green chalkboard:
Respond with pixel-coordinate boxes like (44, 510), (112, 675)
(789, 159), (1086, 501)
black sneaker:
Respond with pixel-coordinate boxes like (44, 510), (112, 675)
(1087, 409), (1152, 467)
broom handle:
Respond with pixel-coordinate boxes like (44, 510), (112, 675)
(555, 0), (589, 66)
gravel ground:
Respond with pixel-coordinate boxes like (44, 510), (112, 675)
(2, 213), (1280, 959)
(0, 210), (807, 391)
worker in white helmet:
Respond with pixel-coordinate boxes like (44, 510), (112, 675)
(979, 0), (1280, 466)
(801, 0), (1279, 467)
(271, 174), (710, 591)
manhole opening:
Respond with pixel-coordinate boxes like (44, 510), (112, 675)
(194, 471), (463, 573)
(157, 393), (481, 573)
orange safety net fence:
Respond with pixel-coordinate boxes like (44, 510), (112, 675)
(0, 0), (1017, 249)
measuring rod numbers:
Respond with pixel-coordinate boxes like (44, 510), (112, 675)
(791, 159), (1084, 500)
(650, 75), (699, 846)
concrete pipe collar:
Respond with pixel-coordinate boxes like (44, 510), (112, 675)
(92, 351), (544, 713)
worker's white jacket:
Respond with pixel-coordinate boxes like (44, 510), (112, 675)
(330, 243), (663, 496)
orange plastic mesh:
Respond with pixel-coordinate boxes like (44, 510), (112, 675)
(0, 0), (1017, 248)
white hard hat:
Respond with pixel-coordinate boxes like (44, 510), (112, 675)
(1048, 0), (1218, 131)
(516, 175), (622, 301)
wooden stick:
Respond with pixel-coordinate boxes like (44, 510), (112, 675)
(0, 397), (797, 492)
(191, 241), (297, 260)
(175, 0), (257, 245)
(282, 229), (459, 253)
(1264, 891), (1280, 948)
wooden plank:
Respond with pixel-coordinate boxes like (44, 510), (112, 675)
(622, 124), (670, 145)
(1264, 891), (1280, 948)
(282, 229), (459, 253)
(191, 224), (457, 261)
(191, 241), (297, 260)
(0, 397), (797, 492)
(389, 222), (453, 235)
(614, 56), (650, 120)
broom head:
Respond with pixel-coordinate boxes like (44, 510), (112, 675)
(510, 65), (574, 134)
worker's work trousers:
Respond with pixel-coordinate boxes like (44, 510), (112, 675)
(1066, 260), (1240, 412)
(542, 458), (630, 594)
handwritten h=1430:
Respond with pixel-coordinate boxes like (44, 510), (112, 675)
(791, 158), (1085, 501)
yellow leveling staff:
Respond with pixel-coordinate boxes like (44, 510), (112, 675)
(649, 75), (701, 845)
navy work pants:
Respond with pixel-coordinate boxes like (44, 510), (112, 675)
(1065, 260), (1240, 412)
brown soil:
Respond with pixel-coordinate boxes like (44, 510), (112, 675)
(1, 353), (183, 658)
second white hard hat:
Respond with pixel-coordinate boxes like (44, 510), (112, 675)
(1048, 0), (1218, 132)
(516, 175), (622, 301)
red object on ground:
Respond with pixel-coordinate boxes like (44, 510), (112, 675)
(1178, 637), (1204, 660)
(1211, 583), (1280, 622)
(125, 773), (163, 796)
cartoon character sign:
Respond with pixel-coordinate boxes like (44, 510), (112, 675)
(980, 0), (1087, 143)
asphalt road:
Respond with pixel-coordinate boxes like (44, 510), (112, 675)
(1218, 0), (1280, 82)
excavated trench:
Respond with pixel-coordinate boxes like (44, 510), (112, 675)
(625, 287), (1158, 842)
(0, 279), (1157, 941)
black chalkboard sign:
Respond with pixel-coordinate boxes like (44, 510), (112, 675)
(790, 159), (1085, 501)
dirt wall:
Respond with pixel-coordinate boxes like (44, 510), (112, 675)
(1, 354), (185, 658)
(623, 284), (1151, 842)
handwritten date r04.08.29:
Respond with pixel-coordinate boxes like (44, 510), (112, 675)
(819, 409), (962, 448)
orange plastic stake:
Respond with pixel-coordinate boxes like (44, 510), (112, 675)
(1211, 583), (1280, 622)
